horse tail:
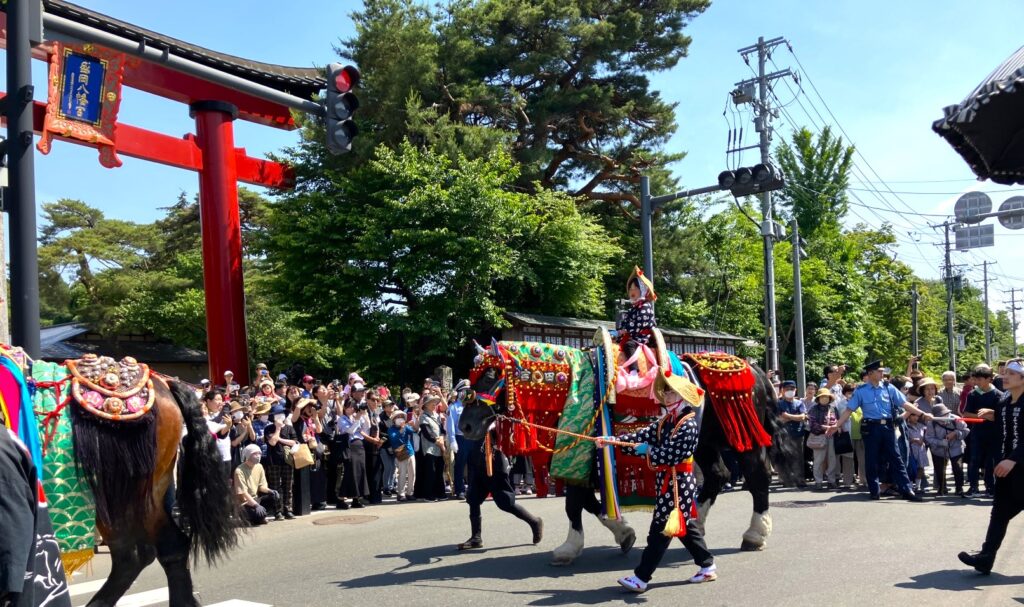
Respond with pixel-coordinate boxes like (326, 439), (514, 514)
(168, 379), (240, 563)
(751, 365), (801, 484)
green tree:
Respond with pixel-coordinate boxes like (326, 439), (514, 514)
(37, 196), (344, 374)
(263, 141), (620, 379)
(775, 126), (854, 237)
(342, 0), (708, 206)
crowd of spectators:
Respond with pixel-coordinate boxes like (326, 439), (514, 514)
(195, 365), (539, 525)
(195, 353), (1018, 524)
(768, 356), (1009, 499)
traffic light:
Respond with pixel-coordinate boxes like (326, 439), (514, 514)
(324, 63), (361, 155)
(717, 163), (785, 197)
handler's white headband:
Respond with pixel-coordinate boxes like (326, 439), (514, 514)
(1006, 360), (1024, 377)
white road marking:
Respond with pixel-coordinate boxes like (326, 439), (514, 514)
(205, 601), (273, 607)
(114, 588), (169, 606)
(68, 578), (107, 597)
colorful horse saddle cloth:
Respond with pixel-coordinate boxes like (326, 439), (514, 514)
(68, 354), (155, 422)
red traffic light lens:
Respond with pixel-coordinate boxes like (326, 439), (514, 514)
(333, 65), (361, 93)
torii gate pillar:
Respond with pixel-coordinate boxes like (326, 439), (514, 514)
(191, 101), (249, 382)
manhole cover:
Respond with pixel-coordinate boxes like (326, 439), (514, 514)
(312, 515), (379, 525)
(773, 500), (825, 509)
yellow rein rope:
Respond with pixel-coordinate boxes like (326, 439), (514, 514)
(497, 414), (639, 448)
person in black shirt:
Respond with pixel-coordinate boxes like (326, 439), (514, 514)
(263, 404), (299, 519)
(959, 358), (1024, 574)
(0, 428), (37, 607)
(962, 365), (1004, 497)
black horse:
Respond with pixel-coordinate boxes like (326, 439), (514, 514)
(459, 343), (797, 566)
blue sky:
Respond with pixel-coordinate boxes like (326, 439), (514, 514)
(5, 0), (1024, 340)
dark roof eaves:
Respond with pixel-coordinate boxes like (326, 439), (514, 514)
(41, 0), (326, 94)
(503, 311), (745, 342)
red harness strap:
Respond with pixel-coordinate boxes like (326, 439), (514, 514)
(33, 377), (72, 455)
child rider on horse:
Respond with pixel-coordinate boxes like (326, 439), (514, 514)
(596, 370), (717, 593)
(617, 267), (657, 375)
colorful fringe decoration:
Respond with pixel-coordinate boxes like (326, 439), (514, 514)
(684, 352), (772, 452)
(32, 361), (97, 574)
(596, 349), (622, 521)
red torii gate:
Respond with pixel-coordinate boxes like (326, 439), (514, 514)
(0, 0), (324, 381)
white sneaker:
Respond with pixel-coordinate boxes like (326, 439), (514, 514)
(617, 575), (648, 593)
(688, 564), (717, 584)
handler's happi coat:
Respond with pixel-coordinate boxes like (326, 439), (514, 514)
(617, 407), (699, 527)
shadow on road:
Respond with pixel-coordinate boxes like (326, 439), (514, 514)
(895, 568), (1024, 592)
(338, 543), (744, 602)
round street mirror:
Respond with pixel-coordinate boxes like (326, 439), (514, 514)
(999, 196), (1024, 230)
(954, 191), (993, 222)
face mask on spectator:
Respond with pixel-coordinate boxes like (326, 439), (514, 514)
(783, 390), (796, 399)
(232, 411), (244, 421)
(274, 414), (285, 424)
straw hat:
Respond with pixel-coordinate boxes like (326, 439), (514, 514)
(254, 402), (272, 416)
(814, 388), (835, 403)
(626, 266), (657, 302)
(228, 401), (245, 413)
(296, 398), (317, 410)
(917, 377), (939, 391)
(657, 370), (704, 408)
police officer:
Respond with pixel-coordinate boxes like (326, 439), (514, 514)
(830, 360), (932, 501)
(958, 358), (1024, 574)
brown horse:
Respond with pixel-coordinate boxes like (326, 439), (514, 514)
(66, 370), (239, 607)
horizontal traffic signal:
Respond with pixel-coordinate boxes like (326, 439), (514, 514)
(718, 163), (785, 197)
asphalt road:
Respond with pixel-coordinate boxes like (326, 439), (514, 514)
(68, 486), (1023, 607)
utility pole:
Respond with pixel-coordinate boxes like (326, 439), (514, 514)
(910, 284), (919, 357)
(942, 221), (957, 373)
(5, 0), (41, 357)
(791, 219), (806, 397)
(978, 261), (994, 364)
(734, 36), (792, 374)
(1009, 288), (1022, 358)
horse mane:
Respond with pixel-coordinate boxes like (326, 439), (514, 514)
(69, 391), (157, 531)
(168, 379), (240, 564)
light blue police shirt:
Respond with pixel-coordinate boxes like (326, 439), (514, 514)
(845, 382), (905, 420)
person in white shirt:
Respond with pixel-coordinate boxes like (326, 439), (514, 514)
(203, 391), (233, 481)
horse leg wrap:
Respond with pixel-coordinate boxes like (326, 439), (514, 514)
(600, 516), (636, 554)
(740, 511), (772, 551)
(550, 528), (584, 566)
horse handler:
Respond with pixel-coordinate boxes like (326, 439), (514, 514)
(456, 423), (543, 551)
(958, 358), (1024, 574)
(596, 372), (716, 593)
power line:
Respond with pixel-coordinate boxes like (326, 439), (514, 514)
(785, 44), (926, 222)
(848, 187), (1024, 196)
(767, 57), (935, 236)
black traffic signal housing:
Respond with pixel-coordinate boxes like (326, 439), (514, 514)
(718, 163), (785, 197)
(325, 63), (361, 155)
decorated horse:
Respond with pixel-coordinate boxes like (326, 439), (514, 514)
(1, 347), (238, 607)
(459, 328), (795, 566)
